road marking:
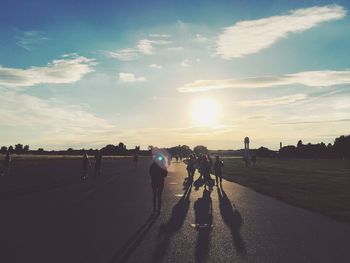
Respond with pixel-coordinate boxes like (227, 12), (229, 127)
(175, 194), (183, 197)
(169, 182), (178, 185)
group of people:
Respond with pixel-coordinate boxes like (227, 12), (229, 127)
(186, 154), (224, 187)
(148, 152), (224, 213)
(81, 151), (103, 180)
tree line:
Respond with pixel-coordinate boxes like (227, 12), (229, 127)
(279, 135), (350, 159)
(0, 135), (349, 158)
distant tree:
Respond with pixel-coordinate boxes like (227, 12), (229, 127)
(193, 145), (208, 155)
(8, 146), (14, 153)
(38, 148), (44, 153)
(0, 146), (7, 154)
(23, 145), (29, 152)
(15, 144), (23, 154)
(117, 142), (125, 149)
(101, 144), (116, 155)
(179, 145), (192, 157)
(334, 135), (350, 158)
(297, 140), (303, 149)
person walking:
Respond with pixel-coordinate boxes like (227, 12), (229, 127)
(214, 156), (224, 186)
(133, 152), (139, 168)
(186, 155), (196, 181)
(201, 156), (211, 189)
(149, 154), (168, 213)
(94, 151), (102, 177)
(2, 152), (11, 176)
(82, 152), (91, 180)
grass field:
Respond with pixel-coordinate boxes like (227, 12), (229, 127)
(221, 157), (350, 224)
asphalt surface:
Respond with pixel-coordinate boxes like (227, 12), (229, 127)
(1, 157), (350, 263)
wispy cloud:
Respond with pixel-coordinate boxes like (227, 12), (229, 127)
(103, 37), (172, 60)
(137, 39), (172, 54)
(119, 72), (146, 82)
(181, 59), (190, 67)
(273, 118), (350, 125)
(150, 64), (162, 69)
(167, 46), (184, 51)
(241, 94), (307, 107)
(0, 53), (96, 88)
(149, 34), (171, 38)
(101, 48), (138, 61)
(217, 5), (346, 59)
(177, 70), (350, 92)
(15, 30), (49, 51)
(194, 33), (209, 43)
(0, 90), (113, 133)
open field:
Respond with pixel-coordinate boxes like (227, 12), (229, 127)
(221, 157), (350, 224)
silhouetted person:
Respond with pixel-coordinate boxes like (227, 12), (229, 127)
(133, 152), (139, 168)
(149, 155), (168, 213)
(2, 152), (11, 176)
(200, 156), (211, 189)
(208, 155), (213, 168)
(82, 153), (91, 180)
(175, 155), (179, 162)
(94, 151), (102, 177)
(186, 155), (196, 181)
(214, 156), (224, 186)
(251, 155), (257, 167)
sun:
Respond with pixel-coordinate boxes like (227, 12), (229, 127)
(192, 98), (220, 127)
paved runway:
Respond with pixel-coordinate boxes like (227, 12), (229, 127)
(1, 158), (350, 263)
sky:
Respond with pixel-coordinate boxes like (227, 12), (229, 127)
(1, 0), (350, 150)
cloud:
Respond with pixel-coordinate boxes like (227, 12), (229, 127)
(0, 89), (113, 132)
(273, 118), (350, 125)
(150, 64), (162, 69)
(194, 33), (209, 43)
(119, 72), (146, 82)
(217, 5), (346, 59)
(15, 30), (49, 51)
(181, 59), (190, 67)
(0, 53), (96, 88)
(137, 39), (172, 54)
(241, 94), (307, 107)
(167, 46), (184, 51)
(177, 70), (350, 92)
(103, 38), (172, 60)
(101, 49), (138, 61)
(149, 34), (171, 38)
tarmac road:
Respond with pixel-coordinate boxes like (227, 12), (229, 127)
(1, 157), (350, 263)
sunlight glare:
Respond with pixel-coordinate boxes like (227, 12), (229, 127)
(192, 98), (220, 127)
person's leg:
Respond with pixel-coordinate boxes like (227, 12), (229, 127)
(157, 185), (164, 211)
(215, 174), (219, 186)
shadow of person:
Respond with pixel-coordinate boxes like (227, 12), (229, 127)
(193, 177), (204, 191)
(108, 213), (159, 263)
(183, 176), (193, 191)
(217, 187), (246, 255)
(194, 189), (213, 262)
(152, 182), (192, 262)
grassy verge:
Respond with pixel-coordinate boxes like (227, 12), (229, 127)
(221, 157), (350, 224)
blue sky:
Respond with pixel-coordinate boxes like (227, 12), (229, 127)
(1, 0), (350, 150)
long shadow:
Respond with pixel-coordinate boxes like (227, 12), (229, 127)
(108, 213), (159, 263)
(152, 180), (192, 262)
(194, 189), (213, 262)
(193, 177), (204, 191)
(217, 187), (246, 255)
